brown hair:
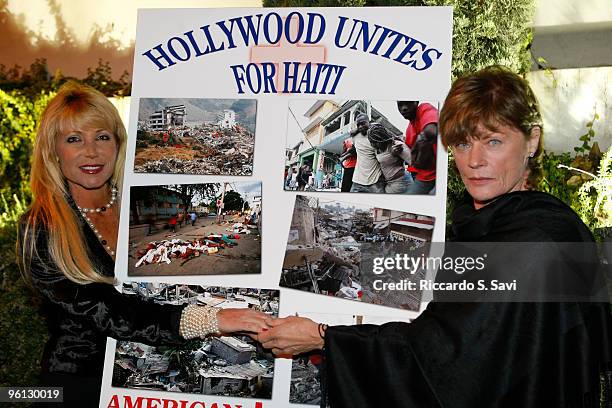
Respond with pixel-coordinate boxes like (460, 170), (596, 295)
(440, 66), (543, 188)
(18, 81), (126, 285)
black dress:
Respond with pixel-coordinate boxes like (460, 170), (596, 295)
(25, 212), (185, 406)
(323, 191), (612, 408)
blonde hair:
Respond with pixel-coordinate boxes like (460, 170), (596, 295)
(18, 81), (126, 285)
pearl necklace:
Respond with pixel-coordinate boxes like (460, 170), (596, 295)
(77, 187), (118, 214)
(77, 187), (118, 256)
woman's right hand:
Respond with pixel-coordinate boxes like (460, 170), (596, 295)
(258, 316), (324, 355)
(217, 308), (269, 335)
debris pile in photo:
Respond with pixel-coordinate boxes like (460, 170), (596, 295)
(280, 196), (428, 310)
(280, 196), (365, 301)
(134, 124), (254, 175)
(112, 285), (278, 398)
(114, 338), (274, 397)
(289, 355), (323, 405)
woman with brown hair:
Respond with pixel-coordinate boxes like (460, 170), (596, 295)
(258, 66), (611, 407)
(17, 81), (268, 406)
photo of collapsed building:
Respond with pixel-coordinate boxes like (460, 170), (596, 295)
(280, 195), (435, 310)
(134, 98), (256, 175)
(128, 182), (261, 276)
(113, 283), (279, 398)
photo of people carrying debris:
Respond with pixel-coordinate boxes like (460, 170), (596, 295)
(113, 283), (279, 399)
(128, 182), (261, 276)
(280, 195), (435, 310)
(284, 100), (438, 194)
(134, 98), (256, 175)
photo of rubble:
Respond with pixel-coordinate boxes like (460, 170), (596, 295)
(128, 182), (261, 277)
(284, 100), (438, 194)
(134, 98), (256, 175)
(290, 352), (324, 405)
(113, 283), (279, 399)
(280, 195), (435, 310)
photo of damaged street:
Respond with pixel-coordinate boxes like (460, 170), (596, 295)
(280, 195), (435, 310)
(113, 284), (279, 399)
(128, 182), (261, 277)
(134, 98), (256, 175)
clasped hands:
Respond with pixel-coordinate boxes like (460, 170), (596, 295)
(258, 316), (324, 356)
(218, 309), (324, 356)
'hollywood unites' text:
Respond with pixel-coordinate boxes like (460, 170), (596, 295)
(141, 12), (443, 94)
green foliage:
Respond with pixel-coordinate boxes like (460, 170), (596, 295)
(167, 183), (220, 210)
(423, 0), (534, 78)
(1, 58), (130, 98)
(536, 117), (610, 241)
(0, 196), (47, 391)
(575, 112), (599, 154)
(0, 100), (48, 393)
(0, 58), (57, 97)
(535, 56), (558, 88)
(576, 147), (612, 233)
(82, 59), (131, 97)
(538, 150), (575, 204)
(0, 90), (53, 201)
(222, 190), (247, 211)
(0, 193), (26, 229)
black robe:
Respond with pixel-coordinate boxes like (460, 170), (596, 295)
(324, 191), (611, 408)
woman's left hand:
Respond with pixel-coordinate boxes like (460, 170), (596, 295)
(217, 308), (269, 335)
(258, 316), (324, 356)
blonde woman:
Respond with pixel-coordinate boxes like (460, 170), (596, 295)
(18, 82), (267, 406)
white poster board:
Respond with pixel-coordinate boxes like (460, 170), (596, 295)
(101, 7), (452, 408)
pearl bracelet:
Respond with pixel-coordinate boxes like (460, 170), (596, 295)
(179, 304), (220, 339)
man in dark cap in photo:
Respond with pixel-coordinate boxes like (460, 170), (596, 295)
(339, 113), (385, 193)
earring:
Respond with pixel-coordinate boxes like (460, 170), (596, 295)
(529, 152), (534, 158)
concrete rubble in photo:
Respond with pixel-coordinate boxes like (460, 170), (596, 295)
(360, 242), (428, 310)
(289, 356), (322, 405)
(280, 196), (434, 309)
(134, 123), (255, 175)
(112, 285), (278, 398)
(281, 196), (365, 300)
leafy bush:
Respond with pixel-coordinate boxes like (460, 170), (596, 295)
(537, 114), (609, 241)
(0, 90), (53, 201)
(422, 0), (534, 78)
(0, 89), (51, 396)
(0, 195), (47, 391)
(576, 147), (612, 235)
